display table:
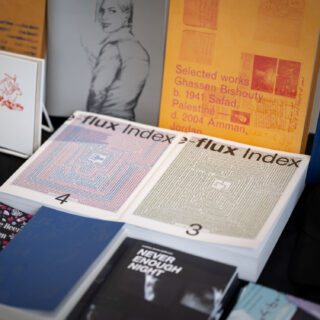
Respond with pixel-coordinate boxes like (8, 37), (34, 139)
(1, 117), (319, 306)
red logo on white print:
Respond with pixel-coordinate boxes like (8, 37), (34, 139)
(0, 73), (24, 111)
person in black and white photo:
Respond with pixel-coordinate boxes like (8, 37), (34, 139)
(86, 0), (150, 121)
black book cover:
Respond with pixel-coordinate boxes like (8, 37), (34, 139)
(69, 237), (237, 320)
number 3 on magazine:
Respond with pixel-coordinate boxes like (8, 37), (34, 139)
(186, 223), (202, 236)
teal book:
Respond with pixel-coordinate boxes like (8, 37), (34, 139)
(227, 282), (320, 320)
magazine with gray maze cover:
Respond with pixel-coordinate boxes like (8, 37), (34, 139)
(124, 133), (309, 247)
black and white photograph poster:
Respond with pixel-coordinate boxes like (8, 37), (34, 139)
(46, 0), (168, 125)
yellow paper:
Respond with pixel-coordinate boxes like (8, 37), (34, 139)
(0, 0), (46, 58)
(159, 0), (320, 153)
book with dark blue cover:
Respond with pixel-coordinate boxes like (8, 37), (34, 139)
(0, 206), (123, 313)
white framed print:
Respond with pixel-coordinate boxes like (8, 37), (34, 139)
(0, 50), (44, 157)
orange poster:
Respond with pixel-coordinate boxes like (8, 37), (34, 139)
(0, 0), (46, 58)
(159, 0), (320, 153)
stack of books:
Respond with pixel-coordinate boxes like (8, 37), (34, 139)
(0, 111), (309, 281)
